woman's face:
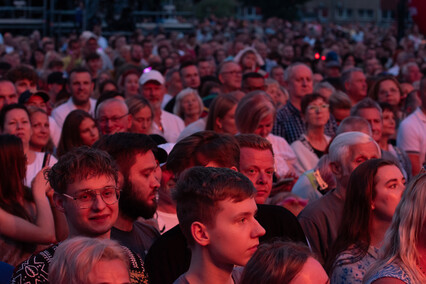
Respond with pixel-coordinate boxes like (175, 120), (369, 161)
(181, 93), (200, 118)
(124, 74), (140, 97)
(79, 117), (99, 146)
(3, 109), (32, 146)
(304, 98), (330, 127)
(216, 105), (238, 135)
(378, 80), (401, 106)
(382, 109), (396, 137)
(372, 165), (405, 222)
(131, 106), (152, 134)
(30, 112), (50, 148)
(254, 112), (274, 138)
(241, 52), (256, 69)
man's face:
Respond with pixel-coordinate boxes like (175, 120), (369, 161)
(141, 81), (165, 109)
(346, 71), (367, 101)
(219, 62), (242, 91)
(357, 108), (382, 142)
(271, 67), (285, 87)
(131, 45), (143, 63)
(287, 65), (313, 99)
(338, 141), (380, 187)
(25, 95), (47, 112)
(0, 81), (18, 110)
(204, 198), (265, 267)
(69, 72), (94, 106)
(15, 79), (37, 95)
(143, 42), (153, 57)
(57, 175), (118, 239)
(406, 65), (422, 83)
(120, 151), (161, 220)
(166, 72), (183, 96)
(181, 65), (200, 89)
(198, 61), (213, 77)
(332, 108), (351, 125)
(97, 101), (131, 135)
(243, 77), (265, 93)
(239, 147), (275, 204)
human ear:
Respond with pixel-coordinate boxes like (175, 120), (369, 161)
(215, 117), (222, 130)
(53, 193), (66, 213)
(191, 221), (210, 246)
(330, 162), (342, 179)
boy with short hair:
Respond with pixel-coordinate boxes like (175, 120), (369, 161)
(173, 167), (265, 284)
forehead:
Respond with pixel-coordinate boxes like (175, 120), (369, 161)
(240, 147), (274, 166)
(215, 197), (257, 218)
(222, 62), (241, 72)
(349, 142), (379, 159)
(0, 81), (17, 94)
(290, 65), (312, 79)
(70, 72), (91, 82)
(6, 108), (28, 120)
(182, 65), (198, 74)
(350, 71), (365, 81)
(99, 101), (127, 114)
(131, 150), (157, 169)
(379, 79), (397, 88)
(66, 174), (116, 194)
(142, 81), (162, 88)
(358, 108), (381, 119)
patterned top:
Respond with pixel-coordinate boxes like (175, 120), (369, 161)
(331, 246), (379, 284)
(363, 261), (414, 284)
(272, 101), (337, 144)
(11, 243), (148, 284)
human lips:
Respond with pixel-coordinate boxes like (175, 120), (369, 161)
(89, 214), (111, 223)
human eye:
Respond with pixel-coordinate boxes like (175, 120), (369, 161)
(266, 169), (274, 175)
(76, 191), (93, 201)
(102, 187), (116, 198)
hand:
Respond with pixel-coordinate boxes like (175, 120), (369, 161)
(31, 167), (52, 198)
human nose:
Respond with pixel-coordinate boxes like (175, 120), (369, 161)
(257, 172), (267, 184)
(251, 219), (266, 238)
(16, 121), (23, 129)
(91, 193), (107, 211)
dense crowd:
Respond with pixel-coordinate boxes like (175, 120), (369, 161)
(0, 17), (425, 284)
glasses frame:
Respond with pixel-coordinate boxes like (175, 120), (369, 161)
(62, 186), (121, 209)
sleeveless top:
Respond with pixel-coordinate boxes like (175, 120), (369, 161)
(364, 261), (414, 284)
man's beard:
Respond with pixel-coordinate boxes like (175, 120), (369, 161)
(119, 178), (157, 220)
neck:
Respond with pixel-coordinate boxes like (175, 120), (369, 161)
(113, 213), (134, 232)
(186, 247), (234, 284)
(72, 98), (91, 112)
(379, 136), (389, 151)
(289, 98), (301, 111)
(307, 125), (325, 140)
(153, 108), (162, 125)
(68, 229), (111, 240)
(158, 199), (176, 214)
(184, 115), (199, 126)
(370, 216), (391, 247)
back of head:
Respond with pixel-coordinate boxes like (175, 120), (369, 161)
(48, 146), (118, 194)
(167, 131), (240, 175)
(336, 116), (372, 136)
(173, 166), (256, 246)
(6, 65), (38, 84)
(241, 241), (313, 284)
(49, 236), (129, 284)
(328, 131), (378, 164)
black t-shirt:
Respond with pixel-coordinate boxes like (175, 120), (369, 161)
(145, 204), (306, 284)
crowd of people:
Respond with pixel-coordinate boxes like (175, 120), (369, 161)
(0, 16), (425, 284)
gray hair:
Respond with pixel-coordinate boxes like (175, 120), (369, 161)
(350, 97), (382, 117)
(284, 63), (312, 82)
(341, 67), (364, 85)
(96, 98), (129, 119)
(313, 81), (336, 94)
(173, 88), (204, 118)
(336, 116), (372, 136)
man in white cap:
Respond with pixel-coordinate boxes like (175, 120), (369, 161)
(139, 69), (185, 143)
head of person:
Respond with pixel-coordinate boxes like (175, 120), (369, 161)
(130, 43), (143, 63)
(94, 133), (166, 220)
(164, 68), (183, 96)
(403, 89), (421, 115)
(341, 68), (367, 103)
(218, 61), (242, 91)
(327, 159), (405, 273)
(350, 98), (383, 142)
(5, 65), (38, 95)
(49, 236), (130, 284)
(242, 72), (265, 93)
(265, 79), (286, 108)
(238, 49), (258, 71)
(96, 99), (132, 135)
(0, 103), (31, 149)
(125, 96), (153, 134)
(48, 147), (120, 238)
(235, 91), (275, 138)
(270, 66), (286, 87)
(85, 52), (102, 73)
(173, 166), (265, 266)
(0, 134), (28, 216)
(284, 63), (313, 100)
(329, 90), (352, 125)
(0, 79), (18, 111)
(241, 241), (328, 284)
(167, 131), (240, 177)
(364, 172), (426, 283)
(57, 110), (99, 157)
(401, 62), (422, 84)
(328, 131), (380, 188)
(197, 58), (214, 77)
(139, 69), (166, 110)
(368, 76), (402, 107)
(19, 90), (49, 113)
(119, 69), (141, 98)
(379, 102), (398, 139)
(336, 116), (372, 137)
(67, 67), (94, 106)
(235, 134), (274, 204)
(300, 93), (330, 129)
(179, 61), (200, 89)
(99, 79), (118, 96)
(173, 88), (203, 120)
(313, 81), (335, 101)
(205, 93), (239, 135)
(27, 107), (51, 152)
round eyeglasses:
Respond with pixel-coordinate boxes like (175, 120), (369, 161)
(62, 186), (120, 209)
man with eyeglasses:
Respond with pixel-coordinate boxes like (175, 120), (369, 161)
(11, 147), (148, 284)
(96, 98), (132, 135)
(94, 133), (167, 260)
(218, 61), (243, 93)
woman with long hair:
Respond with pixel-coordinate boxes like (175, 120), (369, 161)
(0, 134), (55, 266)
(57, 110), (99, 157)
(327, 159), (406, 283)
(205, 93), (240, 135)
(364, 172), (426, 284)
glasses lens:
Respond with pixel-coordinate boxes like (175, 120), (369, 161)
(101, 187), (119, 204)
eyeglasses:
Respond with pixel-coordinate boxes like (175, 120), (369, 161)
(62, 186), (121, 209)
(307, 104), (329, 113)
(221, 70), (242, 76)
(98, 113), (128, 125)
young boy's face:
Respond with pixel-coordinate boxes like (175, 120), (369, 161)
(205, 197), (265, 267)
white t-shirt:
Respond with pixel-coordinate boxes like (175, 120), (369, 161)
(51, 97), (97, 128)
(25, 152), (57, 187)
(152, 110), (185, 143)
(156, 210), (179, 235)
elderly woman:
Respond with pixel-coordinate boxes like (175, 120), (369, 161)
(291, 94), (331, 174)
(235, 91), (297, 179)
(173, 88), (204, 126)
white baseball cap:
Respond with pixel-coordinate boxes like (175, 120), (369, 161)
(139, 69), (165, 85)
